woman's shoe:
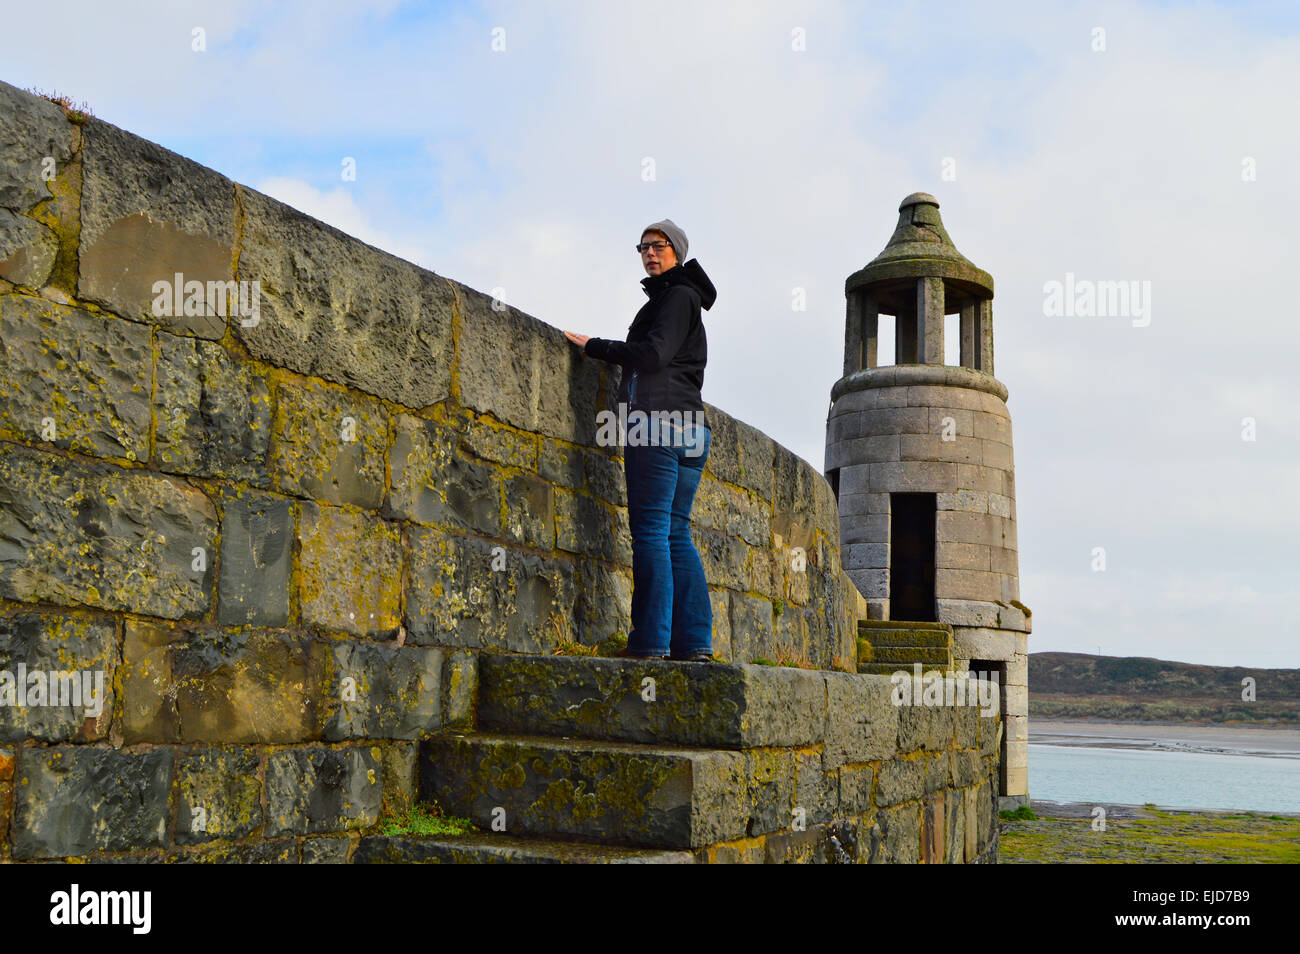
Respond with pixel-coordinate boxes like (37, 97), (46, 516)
(670, 652), (715, 662)
(614, 648), (668, 660)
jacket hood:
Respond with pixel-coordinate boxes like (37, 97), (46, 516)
(641, 258), (717, 311)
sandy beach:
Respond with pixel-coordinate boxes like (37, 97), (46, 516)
(1029, 719), (1300, 758)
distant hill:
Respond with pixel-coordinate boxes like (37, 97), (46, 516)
(1029, 652), (1300, 725)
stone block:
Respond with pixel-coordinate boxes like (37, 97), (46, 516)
(773, 599), (806, 662)
(937, 599), (999, 628)
(555, 489), (626, 563)
(858, 406), (929, 436)
(972, 410), (1011, 443)
(217, 489), (293, 626)
(175, 747), (263, 844)
(0, 444), (216, 618)
(573, 560), (632, 646)
(406, 528), (575, 651)
(122, 623), (314, 744)
(955, 463), (1003, 493)
(727, 592), (776, 663)
(869, 460), (958, 493)
(155, 333), (271, 483)
(710, 588), (733, 660)
(839, 762), (875, 815)
(954, 702), (979, 749)
(743, 748), (797, 835)
(900, 433), (982, 465)
(841, 512), (889, 545)
(989, 545), (1018, 574)
(78, 118), (235, 337)
(422, 734), (748, 849)
(0, 295), (151, 460)
(981, 439), (1012, 470)
(725, 485), (771, 548)
(948, 749), (983, 787)
(870, 802), (920, 863)
(844, 543), (889, 570)
(11, 746), (172, 858)
(0, 209), (59, 288)
(234, 185), (453, 406)
(845, 567), (887, 601)
(795, 747), (836, 826)
(503, 473), (554, 549)
(839, 463), (871, 496)
(953, 626), (1014, 660)
(477, 654), (824, 749)
(315, 641), (443, 740)
(460, 417), (538, 470)
(977, 712), (1003, 757)
(390, 413), (501, 535)
(265, 746), (383, 836)
(271, 379), (387, 510)
(964, 786), (979, 861)
(539, 438), (584, 490)
(936, 541), (991, 571)
(923, 791), (945, 863)
(691, 529), (748, 590)
(458, 286), (599, 443)
(1005, 763), (1028, 797)
(0, 81), (77, 214)
(987, 492), (1013, 518)
(1004, 684), (1028, 715)
(897, 702), (954, 754)
(929, 407), (973, 437)
(442, 649), (477, 728)
(704, 407), (774, 500)
(1005, 714), (1028, 744)
(583, 447), (626, 507)
(0, 613), (117, 742)
(936, 509), (1001, 546)
(936, 568), (1004, 602)
(302, 837), (352, 864)
(823, 671), (899, 767)
(874, 756), (925, 807)
(380, 741), (418, 818)
(297, 502), (402, 637)
(906, 385), (986, 411)
(936, 489), (989, 512)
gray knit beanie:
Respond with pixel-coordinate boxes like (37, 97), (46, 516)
(642, 218), (688, 261)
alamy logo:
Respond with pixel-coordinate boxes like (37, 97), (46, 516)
(890, 664), (1000, 717)
(0, 665), (105, 717)
(151, 272), (261, 327)
(1042, 272), (1151, 327)
(49, 884), (151, 934)
(595, 403), (707, 456)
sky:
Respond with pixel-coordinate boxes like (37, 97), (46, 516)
(5, 0), (1297, 668)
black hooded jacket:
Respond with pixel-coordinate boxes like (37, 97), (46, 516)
(584, 258), (716, 427)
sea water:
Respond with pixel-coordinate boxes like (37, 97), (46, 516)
(1028, 743), (1300, 813)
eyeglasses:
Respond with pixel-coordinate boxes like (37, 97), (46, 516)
(636, 241), (671, 254)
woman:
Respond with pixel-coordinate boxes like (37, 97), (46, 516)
(563, 219), (717, 661)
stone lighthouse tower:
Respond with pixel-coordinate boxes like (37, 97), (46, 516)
(826, 192), (1030, 807)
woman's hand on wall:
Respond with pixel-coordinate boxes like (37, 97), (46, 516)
(562, 330), (590, 355)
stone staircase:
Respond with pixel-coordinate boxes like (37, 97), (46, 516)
(356, 654), (833, 863)
(856, 619), (954, 676)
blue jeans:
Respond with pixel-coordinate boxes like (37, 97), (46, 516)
(623, 419), (713, 657)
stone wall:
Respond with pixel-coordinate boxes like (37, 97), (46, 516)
(0, 80), (996, 862)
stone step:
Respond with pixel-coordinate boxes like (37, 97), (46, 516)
(858, 621), (954, 649)
(419, 731), (749, 850)
(477, 653), (827, 748)
(867, 645), (952, 666)
(353, 832), (694, 864)
(857, 661), (950, 676)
